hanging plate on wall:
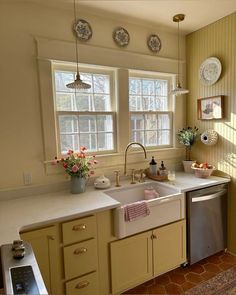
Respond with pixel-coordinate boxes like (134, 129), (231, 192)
(113, 27), (130, 47)
(199, 57), (222, 86)
(74, 19), (92, 41)
(147, 34), (161, 53)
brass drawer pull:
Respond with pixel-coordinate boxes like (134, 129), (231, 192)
(75, 280), (89, 289)
(74, 247), (87, 255)
(72, 224), (86, 231)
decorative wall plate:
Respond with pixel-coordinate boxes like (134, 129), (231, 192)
(113, 27), (130, 47)
(199, 57), (222, 86)
(147, 34), (161, 53)
(74, 19), (92, 41)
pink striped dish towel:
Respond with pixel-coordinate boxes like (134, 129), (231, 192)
(124, 201), (150, 222)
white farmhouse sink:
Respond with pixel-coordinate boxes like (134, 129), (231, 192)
(105, 181), (185, 238)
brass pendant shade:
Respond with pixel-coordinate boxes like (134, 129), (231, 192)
(66, 0), (91, 90)
(170, 14), (189, 96)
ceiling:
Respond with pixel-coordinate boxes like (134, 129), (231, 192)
(77, 0), (236, 34)
(6, 0), (236, 34)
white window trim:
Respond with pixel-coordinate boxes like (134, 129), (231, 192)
(52, 63), (117, 156)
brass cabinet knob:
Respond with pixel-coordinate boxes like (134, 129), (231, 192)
(72, 224), (86, 231)
(75, 280), (89, 289)
(74, 247), (87, 255)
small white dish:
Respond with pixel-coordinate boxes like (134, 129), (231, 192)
(94, 175), (111, 189)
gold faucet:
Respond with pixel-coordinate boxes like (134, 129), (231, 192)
(124, 142), (147, 175)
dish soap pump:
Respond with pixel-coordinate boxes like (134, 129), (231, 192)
(149, 156), (157, 175)
(159, 161), (167, 176)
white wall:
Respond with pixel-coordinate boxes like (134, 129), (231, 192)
(0, 2), (186, 189)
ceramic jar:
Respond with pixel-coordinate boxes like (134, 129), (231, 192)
(70, 176), (87, 194)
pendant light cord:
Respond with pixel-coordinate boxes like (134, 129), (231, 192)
(74, 0), (79, 76)
(177, 20), (180, 86)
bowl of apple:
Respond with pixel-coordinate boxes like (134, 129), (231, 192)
(191, 162), (215, 178)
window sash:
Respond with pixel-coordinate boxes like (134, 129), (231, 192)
(56, 111), (116, 155)
(130, 111), (173, 148)
(129, 74), (172, 111)
(129, 73), (173, 148)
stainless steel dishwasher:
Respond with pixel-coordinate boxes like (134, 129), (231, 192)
(187, 183), (228, 265)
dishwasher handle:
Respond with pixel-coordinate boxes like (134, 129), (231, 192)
(192, 189), (227, 203)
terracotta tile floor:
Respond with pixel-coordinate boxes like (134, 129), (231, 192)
(123, 251), (236, 294)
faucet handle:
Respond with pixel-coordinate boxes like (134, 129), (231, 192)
(114, 170), (121, 187)
(139, 169), (145, 183)
(130, 169), (136, 184)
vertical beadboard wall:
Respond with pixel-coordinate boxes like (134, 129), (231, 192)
(187, 12), (236, 253)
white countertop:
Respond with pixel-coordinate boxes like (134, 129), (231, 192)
(0, 172), (230, 245)
(0, 187), (120, 245)
(169, 172), (230, 192)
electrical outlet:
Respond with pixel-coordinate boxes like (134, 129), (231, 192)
(23, 172), (32, 185)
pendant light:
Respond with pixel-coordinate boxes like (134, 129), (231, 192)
(170, 14), (189, 96)
(66, 0), (91, 89)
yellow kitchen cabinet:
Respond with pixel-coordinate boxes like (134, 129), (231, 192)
(153, 219), (186, 276)
(20, 225), (62, 295)
(61, 215), (99, 294)
(20, 214), (101, 295)
(110, 220), (186, 294)
(65, 272), (98, 295)
(110, 230), (153, 294)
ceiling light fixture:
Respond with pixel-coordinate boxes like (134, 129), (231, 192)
(66, 0), (91, 89)
(170, 14), (189, 96)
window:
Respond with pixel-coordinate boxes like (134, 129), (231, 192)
(129, 74), (172, 148)
(54, 67), (116, 155)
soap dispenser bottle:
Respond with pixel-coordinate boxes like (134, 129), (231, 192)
(149, 156), (157, 175)
(159, 161), (167, 176)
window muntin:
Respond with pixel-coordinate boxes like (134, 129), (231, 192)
(129, 76), (172, 148)
(54, 69), (115, 155)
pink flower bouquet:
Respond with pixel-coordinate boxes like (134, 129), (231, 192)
(53, 147), (97, 178)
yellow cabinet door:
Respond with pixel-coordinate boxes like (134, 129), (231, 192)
(153, 220), (186, 276)
(20, 225), (61, 295)
(110, 230), (152, 294)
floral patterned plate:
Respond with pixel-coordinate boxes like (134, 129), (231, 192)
(147, 34), (161, 53)
(74, 19), (92, 41)
(113, 27), (130, 47)
(199, 57), (222, 85)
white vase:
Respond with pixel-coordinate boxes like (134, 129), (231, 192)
(70, 176), (87, 194)
(182, 160), (196, 173)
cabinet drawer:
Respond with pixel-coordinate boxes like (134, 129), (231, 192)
(64, 239), (98, 280)
(62, 215), (96, 244)
(65, 272), (98, 295)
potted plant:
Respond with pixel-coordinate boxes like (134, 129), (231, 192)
(53, 147), (97, 194)
(177, 126), (199, 173)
